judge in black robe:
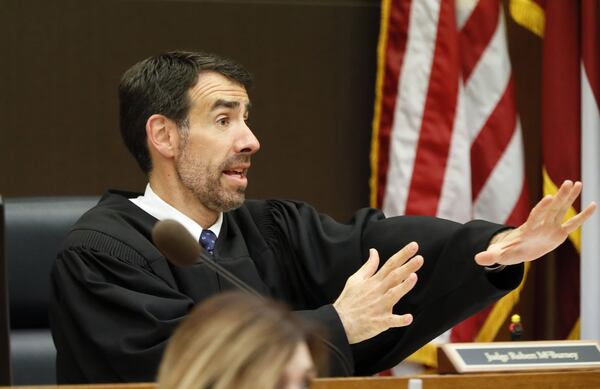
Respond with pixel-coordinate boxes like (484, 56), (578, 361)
(50, 50), (596, 385)
(50, 190), (523, 383)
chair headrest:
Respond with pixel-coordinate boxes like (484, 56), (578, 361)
(4, 197), (99, 329)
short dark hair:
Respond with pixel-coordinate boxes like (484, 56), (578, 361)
(119, 51), (252, 173)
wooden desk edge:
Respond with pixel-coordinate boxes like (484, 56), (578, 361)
(3, 369), (600, 389)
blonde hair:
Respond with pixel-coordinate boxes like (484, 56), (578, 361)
(157, 292), (325, 389)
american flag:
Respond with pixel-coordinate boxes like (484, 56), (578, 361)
(370, 0), (529, 369)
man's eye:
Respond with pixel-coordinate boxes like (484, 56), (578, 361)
(217, 118), (229, 126)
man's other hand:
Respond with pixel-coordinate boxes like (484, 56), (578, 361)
(475, 180), (597, 267)
(333, 243), (423, 344)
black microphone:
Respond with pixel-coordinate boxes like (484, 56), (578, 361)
(152, 219), (352, 376)
(152, 219), (262, 298)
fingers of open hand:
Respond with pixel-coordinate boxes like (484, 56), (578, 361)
(542, 181), (594, 234)
(551, 180), (579, 224)
(562, 201), (598, 233)
(528, 181), (581, 229)
(334, 248), (421, 343)
(375, 241), (419, 282)
(528, 195), (554, 226)
(364, 277), (417, 340)
(381, 255), (423, 292)
(384, 272), (418, 309)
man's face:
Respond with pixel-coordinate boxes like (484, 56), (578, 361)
(175, 71), (260, 212)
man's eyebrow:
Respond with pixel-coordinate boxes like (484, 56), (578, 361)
(210, 99), (251, 112)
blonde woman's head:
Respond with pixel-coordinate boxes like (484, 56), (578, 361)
(158, 292), (325, 389)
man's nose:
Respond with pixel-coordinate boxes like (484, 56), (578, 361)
(237, 122), (260, 154)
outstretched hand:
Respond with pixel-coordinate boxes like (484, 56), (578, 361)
(475, 180), (597, 267)
(333, 243), (423, 344)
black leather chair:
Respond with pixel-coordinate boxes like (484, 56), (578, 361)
(1, 196), (98, 385)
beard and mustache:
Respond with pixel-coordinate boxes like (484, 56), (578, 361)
(175, 139), (250, 213)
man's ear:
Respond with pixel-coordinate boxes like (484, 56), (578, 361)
(146, 114), (180, 159)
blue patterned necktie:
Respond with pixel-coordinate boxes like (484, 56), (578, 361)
(199, 229), (217, 255)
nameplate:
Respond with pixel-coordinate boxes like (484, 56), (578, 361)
(437, 340), (600, 373)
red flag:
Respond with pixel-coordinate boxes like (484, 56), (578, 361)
(516, 0), (600, 340)
(539, 0), (581, 340)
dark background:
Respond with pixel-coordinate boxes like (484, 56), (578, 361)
(0, 0), (382, 222)
(1, 0), (554, 340)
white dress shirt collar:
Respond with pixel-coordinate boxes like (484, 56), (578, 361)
(130, 184), (223, 241)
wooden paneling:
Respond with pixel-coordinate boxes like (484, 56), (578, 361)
(0, 0), (380, 221)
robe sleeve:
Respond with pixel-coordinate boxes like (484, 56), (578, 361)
(50, 244), (192, 383)
(259, 200), (524, 375)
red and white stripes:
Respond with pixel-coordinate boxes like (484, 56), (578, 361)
(371, 0), (529, 353)
(374, 0), (528, 229)
(460, 1), (529, 226)
(451, 0), (529, 343)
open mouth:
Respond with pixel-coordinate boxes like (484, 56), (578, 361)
(222, 168), (248, 179)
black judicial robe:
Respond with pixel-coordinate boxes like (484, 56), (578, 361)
(49, 190), (524, 383)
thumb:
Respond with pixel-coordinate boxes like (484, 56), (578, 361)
(388, 313), (413, 329)
(355, 248), (380, 280)
(474, 250), (497, 266)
